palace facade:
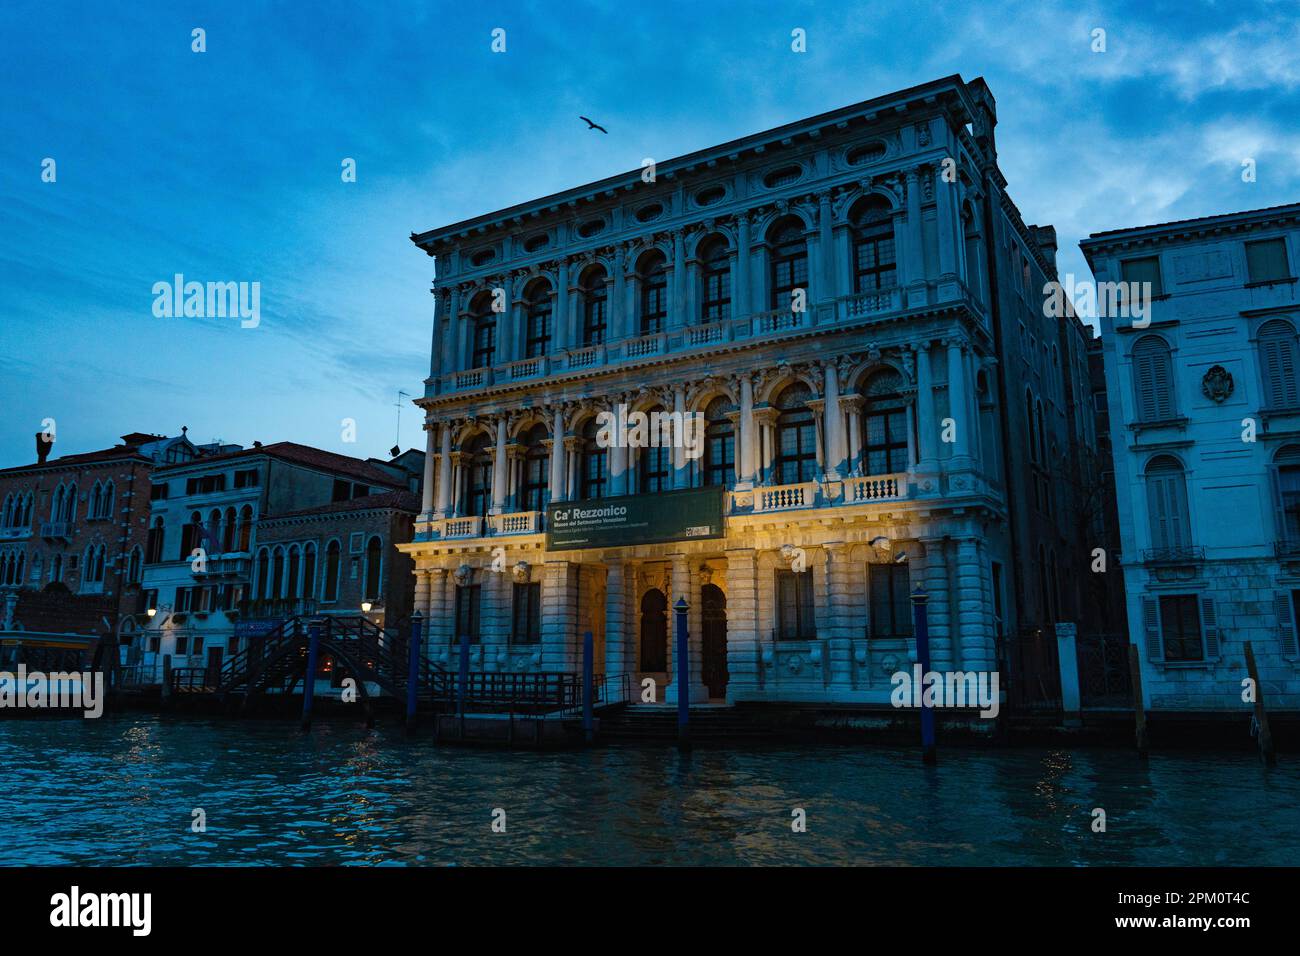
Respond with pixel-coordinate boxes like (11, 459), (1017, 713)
(401, 75), (1098, 709)
(1083, 203), (1300, 712)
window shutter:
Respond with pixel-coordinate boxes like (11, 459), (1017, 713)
(1151, 349), (1173, 419)
(1141, 596), (1162, 660)
(1272, 468), (1291, 547)
(1278, 593), (1300, 658)
(1200, 597), (1220, 659)
(1134, 349), (1156, 421)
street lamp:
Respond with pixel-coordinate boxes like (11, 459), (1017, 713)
(361, 601), (372, 613)
(146, 607), (157, 618)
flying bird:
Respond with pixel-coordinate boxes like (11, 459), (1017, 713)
(580, 116), (608, 134)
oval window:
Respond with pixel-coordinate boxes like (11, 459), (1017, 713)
(635, 203), (664, 223)
(523, 234), (549, 252)
(695, 186), (726, 207)
(763, 165), (802, 188)
(847, 143), (886, 166)
(577, 219), (606, 238)
(470, 248), (496, 267)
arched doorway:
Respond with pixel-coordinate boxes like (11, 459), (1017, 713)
(701, 584), (728, 699)
(639, 589), (667, 672)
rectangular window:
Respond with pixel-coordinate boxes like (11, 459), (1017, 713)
(775, 569), (816, 641)
(868, 563), (912, 639)
(1121, 255), (1164, 298)
(1158, 594), (1203, 662)
(175, 586), (190, 612)
(454, 584), (482, 644)
(174, 636), (189, 655)
(332, 479), (351, 503)
(1246, 238), (1291, 284)
(233, 469), (260, 489)
(150, 483), (169, 501)
(512, 582), (541, 644)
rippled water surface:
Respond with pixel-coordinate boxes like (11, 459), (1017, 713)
(2, 716), (1297, 865)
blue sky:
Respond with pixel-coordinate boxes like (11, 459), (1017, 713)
(2, 0), (1297, 466)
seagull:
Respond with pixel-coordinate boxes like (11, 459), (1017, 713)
(580, 116), (608, 134)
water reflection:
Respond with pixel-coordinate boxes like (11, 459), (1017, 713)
(0, 716), (1296, 866)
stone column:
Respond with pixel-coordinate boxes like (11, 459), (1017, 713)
(822, 361), (843, 479)
(841, 396), (863, 476)
(673, 385), (688, 488)
(738, 372), (756, 489)
(915, 342), (937, 469)
(664, 553), (707, 703)
(818, 191), (834, 300)
(935, 165), (958, 281)
(604, 560), (628, 678)
(428, 567), (449, 648)
(825, 543), (854, 688)
(420, 423), (436, 518)
(735, 214), (751, 320)
(547, 407), (565, 505)
(754, 408), (777, 484)
(921, 537), (954, 671)
(564, 436), (581, 500)
(609, 401), (629, 495)
(612, 245), (627, 341)
(955, 538), (993, 670)
(541, 561), (578, 672)
(435, 423), (453, 517)
(946, 338), (970, 464)
(554, 259), (569, 352)
(414, 568), (431, 629)
(491, 415), (509, 514)
(448, 452), (466, 516)
(724, 548), (759, 698)
(456, 294), (471, 371)
(671, 230), (686, 329)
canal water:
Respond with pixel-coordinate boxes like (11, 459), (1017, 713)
(2, 716), (1297, 866)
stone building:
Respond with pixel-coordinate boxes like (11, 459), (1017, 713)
(1082, 202), (1300, 713)
(0, 429), (197, 637)
(134, 442), (420, 681)
(400, 75), (1096, 709)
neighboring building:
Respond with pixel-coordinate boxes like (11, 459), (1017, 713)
(400, 74), (1097, 710)
(0, 429), (197, 637)
(1082, 202), (1300, 713)
(135, 441), (420, 680)
(1084, 330), (1128, 636)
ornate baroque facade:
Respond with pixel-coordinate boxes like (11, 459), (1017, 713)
(401, 75), (1097, 707)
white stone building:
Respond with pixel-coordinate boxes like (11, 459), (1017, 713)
(400, 75), (1097, 710)
(1083, 203), (1300, 713)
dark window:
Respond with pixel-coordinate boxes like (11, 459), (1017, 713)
(775, 569), (816, 640)
(512, 581), (541, 643)
(454, 584), (482, 644)
(465, 433), (493, 518)
(331, 479), (351, 502)
(581, 268), (607, 346)
(521, 425), (549, 512)
(1121, 255), (1164, 299)
(703, 396), (736, 488)
(524, 283), (552, 358)
(363, 536), (382, 600)
(323, 541), (340, 602)
(775, 383), (817, 484)
(638, 411), (671, 493)
(579, 418), (606, 500)
(851, 198), (896, 293)
(145, 518), (165, 564)
(179, 512), (202, 559)
(699, 239), (731, 323)
(233, 469), (259, 489)
(1259, 319), (1300, 409)
(862, 370), (908, 474)
(769, 218), (808, 309)
(1158, 595), (1203, 662)
(472, 314), (496, 368)
(639, 253), (667, 335)
(302, 544), (316, 599)
(150, 483), (169, 501)
(1146, 456), (1191, 551)
(1246, 238), (1291, 284)
(868, 563), (912, 639)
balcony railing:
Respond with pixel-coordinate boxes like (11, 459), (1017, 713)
(442, 515), (483, 539)
(39, 521), (71, 541)
(754, 480), (819, 512)
(0, 527), (32, 541)
(1141, 545), (1206, 565)
(487, 511), (542, 535)
(192, 552), (253, 579)
(845, 472), (905, 503)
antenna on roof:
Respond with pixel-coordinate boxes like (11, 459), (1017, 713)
(394, 390), (411, 450)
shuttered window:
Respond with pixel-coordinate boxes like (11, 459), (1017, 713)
(1275, 452), (1300, 547)
(1121, 255), (1164, 298)
(1146, 456), (1190, 551)
(1156, 594), (1204, 663)
(1246, 238), (1291, 284)
(1258, 320), (1300, 409)
(1132, 335), (1176, 421)
(1276, 592), (1300, 658)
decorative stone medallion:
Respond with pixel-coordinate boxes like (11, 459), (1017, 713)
(1201, 365), (1234, 403)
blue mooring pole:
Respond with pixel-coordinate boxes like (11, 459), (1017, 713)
(406, 612), (423, 733)
(457, 633), (470, 716)
(582, 629), (594, 743)
(301, 620), (321, 731)
(674, 597), (690, 750)
(910, 586), (936, 764)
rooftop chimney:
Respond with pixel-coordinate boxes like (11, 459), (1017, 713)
(34, 431), (51, 465)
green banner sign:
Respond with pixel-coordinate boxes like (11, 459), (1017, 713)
(546, 485), (725, 551)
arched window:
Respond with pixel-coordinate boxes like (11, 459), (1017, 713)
(580, 265), (608, 346)
(1132, 335), (1176, 422)
(963, 202), (982, 297)
(637, 407), (671, 493)
(302, 543), (317, 600)
(63, 484), (77, 522)
(51, 486), (64, 522)
(323, 540), (341, 602)
(1273, 446), (1300, 547)
(363, 536), (382, 600)
(286, 545), (301, 600)
(862, 369), (908, 474)
(768, 217), (808, 310)
(255, 547), (270, 599)
(579, 417), (606, 500)
(271, 546), (285, 599)
(221, 507), (237, 552)
(145, 517), (165, 564)
(523, 280), (553, 358)
(703, 396), (737, 488)
(464, 432), (493, 518)
(850, 197), (896, 293)
(2, 495), (13, 528)
(102, 481), (114, 519)
(1146, 456), (1191, 553)
(50, 554), (63, 584)
(1259, 319), (1300, 409)
(1026, 390), (1038, 464)
(1036, 399), (1047, 467)
(638, 251), (668, 335)
(207, 509), (221, 550)
(83, 545), (104, 584)
(180, 511), (202, 559)
(699, 237), (731, 323)
(521, 424), (549, 512)
(775, 382), (818, 484)
(470, 292), (496, 369)
(237, 505), (253, 552)
(90, 483), (102, 520)
(127, 546), (143, 585)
